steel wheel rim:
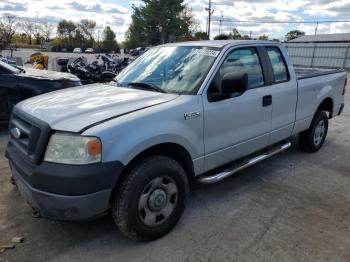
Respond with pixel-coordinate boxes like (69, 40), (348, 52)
(314, 120), (325, 146)
(138, 176), (178, 227)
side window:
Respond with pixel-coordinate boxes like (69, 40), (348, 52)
(210, 48), (264, 95)
(266, 47), (289, 83)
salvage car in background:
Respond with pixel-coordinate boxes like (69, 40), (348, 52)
(85, 48), (95, 54)
(73, 48), (83, 54)
(0, 61), (81, 121)
(64, 54), (131, 84)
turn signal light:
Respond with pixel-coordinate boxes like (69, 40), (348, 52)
(87, 139), (102, 156)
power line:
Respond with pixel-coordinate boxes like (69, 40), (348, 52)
(211, 19), (350, 24)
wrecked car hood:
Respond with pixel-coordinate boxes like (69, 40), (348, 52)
(22, 68), (80, 81)
(17, 83), (178, 132)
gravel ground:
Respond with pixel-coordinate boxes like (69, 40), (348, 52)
(0, 74), (350, 262)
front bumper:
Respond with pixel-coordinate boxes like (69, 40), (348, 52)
(6, 142), (124, 221)
(11, 164), (111, 221)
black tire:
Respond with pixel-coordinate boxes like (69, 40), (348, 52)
(112, 155), (189, 241)
(299, 111), (328, 153)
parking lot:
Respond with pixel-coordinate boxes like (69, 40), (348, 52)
(1, 73), (350, 262)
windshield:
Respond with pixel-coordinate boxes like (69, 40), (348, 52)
(115, 46), (220, 94)
(0, 60), (20, 74)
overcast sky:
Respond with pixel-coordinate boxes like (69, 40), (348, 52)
(1, 0), (350, 41)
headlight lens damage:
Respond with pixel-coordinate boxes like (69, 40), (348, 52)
(44, 133), (102, 164)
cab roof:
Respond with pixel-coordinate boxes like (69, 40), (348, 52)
(161, 40), (279, 49)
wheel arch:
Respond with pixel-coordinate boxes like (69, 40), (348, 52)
(114, 143), (195, 194)
(317, 97), (334, 118)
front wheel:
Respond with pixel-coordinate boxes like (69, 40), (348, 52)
(112, 155), (189, 241)
(299, 111), (329, 153)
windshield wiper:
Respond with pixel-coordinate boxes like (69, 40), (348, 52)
(14, 66), (25, 73)
(111, 79), (122, 86)
(128, 82), (167, 93)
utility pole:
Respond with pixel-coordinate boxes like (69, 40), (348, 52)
(219, 11), (224, 35)
(205, 0), (214, 39)
(250, 30), (252, 40)
(315, 21), (319, 35)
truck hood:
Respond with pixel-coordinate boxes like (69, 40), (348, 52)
(17, 84), (178, 132)
(22, 68), (80, 81)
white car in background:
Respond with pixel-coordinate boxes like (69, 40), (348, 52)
(85, 48), (94, 54)
(73, 48), (82, 53)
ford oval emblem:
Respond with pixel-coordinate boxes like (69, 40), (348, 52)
(11, 127), (22, 139)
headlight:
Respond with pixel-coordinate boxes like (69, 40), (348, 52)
(44, 133), (102, 165)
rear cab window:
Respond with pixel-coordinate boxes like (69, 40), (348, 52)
(266, 47), (289, 83)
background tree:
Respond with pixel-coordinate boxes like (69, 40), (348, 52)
(0, 13), (17, 47)
(258, 34), (269, 40)
(285, 30), (305, 42)
(94, 26), (104, 50)
(41, 21), (55, 42)
(57, 20), (76, 50)
(78, 19), (96, 47)
(241, 35), (251, 40)
(33, 21), (44, 45)
(228, 28), (242, 40)
(214, 34), (229, 40)
(57, 20), (76, 39)
(102, 26), (118, 51)
(125, 0), (194, 49)
(0, 21), (4, 47)
(53, 19), (100, 51)
(124, 6), (147, 49)
(21, 20), (35, 45)
(214, 28), (246, 40)
(193, 31), (208, 40)
(57, 20), (76, 48)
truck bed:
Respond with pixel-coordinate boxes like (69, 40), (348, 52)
(295, 67), (345, 80)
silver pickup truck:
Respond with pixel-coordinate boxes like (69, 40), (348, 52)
(5, 40), (347, 241)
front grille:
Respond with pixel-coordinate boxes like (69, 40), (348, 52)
(9, 108), (51, 164)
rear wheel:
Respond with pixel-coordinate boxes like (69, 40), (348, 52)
(112, 155), (189, 241)
(299, 111), (328, 152)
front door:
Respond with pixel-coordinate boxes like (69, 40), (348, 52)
(203, 47), (273, 172)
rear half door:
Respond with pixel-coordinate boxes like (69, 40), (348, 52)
(262, 46), (298, 144)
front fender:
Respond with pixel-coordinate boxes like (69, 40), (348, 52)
(83, 95), (204, 170)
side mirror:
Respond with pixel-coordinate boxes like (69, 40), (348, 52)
(221, 73), (248, 94)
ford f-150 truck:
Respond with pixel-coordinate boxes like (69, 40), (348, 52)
(5, 40), (347, 241)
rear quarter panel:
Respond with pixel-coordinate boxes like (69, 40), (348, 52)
(293, 71), (346, 134)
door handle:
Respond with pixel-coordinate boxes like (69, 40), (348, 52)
(262, 95), (272, 107)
